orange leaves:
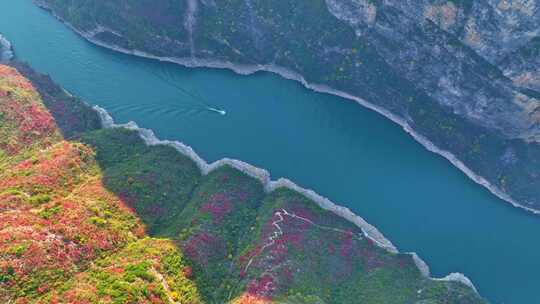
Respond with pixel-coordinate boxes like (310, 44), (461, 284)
(19, 103), (56, 135)
(0, 65), (22, 78)
(0, 65), (35, 92)
(232, 293), (273, 304)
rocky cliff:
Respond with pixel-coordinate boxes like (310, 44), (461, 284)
(35, 0), (540, 213)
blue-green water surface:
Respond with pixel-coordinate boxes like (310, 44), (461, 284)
(1, 1), (539, 303)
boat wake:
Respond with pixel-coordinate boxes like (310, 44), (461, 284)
(206, 106), (226, 115)
(146, 65), (227, 116)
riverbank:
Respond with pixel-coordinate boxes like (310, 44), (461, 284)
(92, 102), (478, 293)
(36, 25), (481, 291)
(34, 0), (539, 219)
(0, 61), (484, 302)
(7, 2), (540, 300)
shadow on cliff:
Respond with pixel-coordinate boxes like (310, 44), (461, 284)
(15, 60), (487, 304)
(10, 62), (193, 235)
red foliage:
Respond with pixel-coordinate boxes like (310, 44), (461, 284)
(0, 142), (93, 196)
(0, 65), (35, 91)
(328, 243), (336, 254)
(37, 283), (49, 294)
(238, 245), (264, 278)
(110, 266), (125, 274)
(0, 72), (58, 154)
(118, 191), (137, 209)
(357, 246), (385, 271)
(0, 143), (143, 296)
(19, 104), (55, 134)
(234, 293), (272, 304)
(183, 232), (225, 266)
(247, 274), (275, 300)
(182, 266), (193, 279)
(340, 230), (354, 258)
(200, 193), (233, 223)
(367, 238), (374, 247)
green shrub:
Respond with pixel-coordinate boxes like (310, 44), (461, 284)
(29, 194), (51, 206)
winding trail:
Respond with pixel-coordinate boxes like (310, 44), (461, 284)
(151, 267), (181, 304)
(242, 208), (365, 275)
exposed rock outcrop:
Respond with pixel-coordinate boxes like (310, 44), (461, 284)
(0, 34), (13, 62)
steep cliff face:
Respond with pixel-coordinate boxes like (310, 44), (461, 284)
(327, 0), (540, 140)
(387, 0), (540, 62)
(501, 37), (540, 93)
(35, 0), (540, 212)
(0, 63), (485, 303)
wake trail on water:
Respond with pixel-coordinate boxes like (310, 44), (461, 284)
(145, 64), (227, 116)
(206, 107), (227, 115)
(108, 103), (188, 117)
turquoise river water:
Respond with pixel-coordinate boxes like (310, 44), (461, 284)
(1, 1), (539, 303)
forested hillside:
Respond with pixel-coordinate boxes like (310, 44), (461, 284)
(0, 63), (484, 303)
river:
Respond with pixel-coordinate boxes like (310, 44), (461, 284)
(1, 1), (539, 302)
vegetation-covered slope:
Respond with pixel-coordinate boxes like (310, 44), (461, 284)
(0, 63), (200, 303)
(0, 63), (485, 303)
(35, 0), (540, 213)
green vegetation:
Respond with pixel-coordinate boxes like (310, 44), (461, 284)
(40, 238), (202, 304)
(0, 64), (485, 303)
(81, 128), (201, 233)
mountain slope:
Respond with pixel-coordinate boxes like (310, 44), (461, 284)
(0, 63), (485, 303)
(34, 0), (540, 213)
(0, 63), (201, 303)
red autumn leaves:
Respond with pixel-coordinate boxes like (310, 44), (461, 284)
(0, 65), (57, 155)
